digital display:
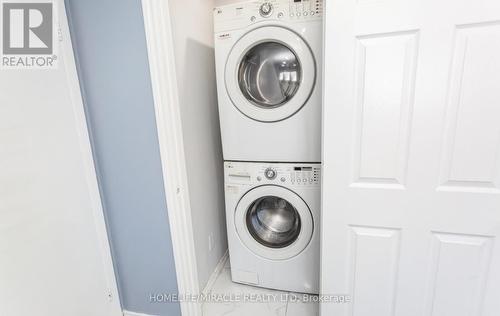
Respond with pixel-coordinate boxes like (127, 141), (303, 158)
(294, 166), (312, 171)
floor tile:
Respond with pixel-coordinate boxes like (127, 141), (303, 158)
(285, 293), (319, 316)
(203, 267), (288, 316)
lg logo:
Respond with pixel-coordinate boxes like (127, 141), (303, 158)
(2, 2), (53, 55)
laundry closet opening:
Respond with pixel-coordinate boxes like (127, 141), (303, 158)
(159, 0), (323, 315)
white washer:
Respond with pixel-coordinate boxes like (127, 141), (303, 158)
(224, 161), (320, 293)
(214, 0), (323, 162)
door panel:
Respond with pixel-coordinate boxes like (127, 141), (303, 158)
(321, 0), (500, 314)
(438, 23), (500, 192)
(423, 232), (493, 316)
(0, 1), (121, 315)
(348, 226), (401, 316)
(352, 31), (418, 189)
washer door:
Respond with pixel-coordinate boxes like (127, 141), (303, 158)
(235, 185), (314, 260)
(225, 26), (316, 122)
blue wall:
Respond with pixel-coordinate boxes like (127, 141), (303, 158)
(65, 1), (180, 315)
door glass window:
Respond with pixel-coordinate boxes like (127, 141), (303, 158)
(246, 196), (301, 248)
(238, 42), (301, 108)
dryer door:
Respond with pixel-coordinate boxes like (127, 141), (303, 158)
(235, 185), (314, 260)
(225, 26), (316, 122)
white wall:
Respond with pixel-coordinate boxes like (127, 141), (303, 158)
(167, 0), (227, 290)
(215, 0), (242, 6)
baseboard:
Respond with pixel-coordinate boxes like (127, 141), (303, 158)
(123, 310), (159, 316)
(202, 249), (229, 294)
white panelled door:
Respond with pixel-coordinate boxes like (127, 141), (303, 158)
(0, 1), (121, 316)
(321, 0), (500, 314)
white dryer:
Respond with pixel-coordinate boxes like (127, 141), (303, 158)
(214, 0), (323, 162)
(224, 161), (320, 293)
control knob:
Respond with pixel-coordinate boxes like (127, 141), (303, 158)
(264, 168), (277, 180)
(259, 2), (273, 17)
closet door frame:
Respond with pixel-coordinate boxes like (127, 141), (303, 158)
(141, 1), (202, 316)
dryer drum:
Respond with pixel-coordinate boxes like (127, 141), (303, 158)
(246, 195), (302, 248)
(238, 42), (302, 108)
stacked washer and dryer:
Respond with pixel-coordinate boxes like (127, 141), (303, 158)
(214, 0), (323, 294)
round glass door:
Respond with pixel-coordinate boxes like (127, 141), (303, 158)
(225, 26), (316, 122)
(246, 196), (301, 248)
(234, 185), (314, 260)
(238, 42), (301, 108)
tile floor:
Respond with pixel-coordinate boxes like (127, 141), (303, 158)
(202, 259), (319, 316)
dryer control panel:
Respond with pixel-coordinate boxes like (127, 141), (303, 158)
(225, 161), (321, 187)
(214, 0), (323, 33)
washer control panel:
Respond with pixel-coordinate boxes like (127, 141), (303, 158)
(258, 164), (320, 186)
(225, 161), (321, 187)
